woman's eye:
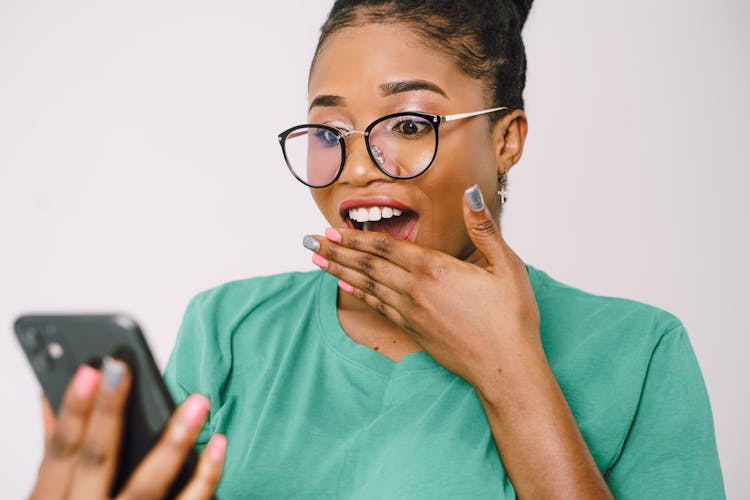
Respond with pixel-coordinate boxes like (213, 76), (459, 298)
(312, 128), (339, 147)
(392, 119), (428, 137)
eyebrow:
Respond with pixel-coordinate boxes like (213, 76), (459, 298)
(379, 79), (448, 98)
(308, 94), (346, 111)
(308, 80), (448, 112)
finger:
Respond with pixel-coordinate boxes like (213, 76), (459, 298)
(175, 434), (227, 500)
(337, 278), (410, 329)
(118, 393), (210, 500)
(463, 184), (506, 268)
(308, 234), (411, 295)
(312, 251), (404, 309)
(31, 365), (101, 500)
(321, 226), (424, 271)
(68, 357), (131, 498)
(41, 395), (56, 441)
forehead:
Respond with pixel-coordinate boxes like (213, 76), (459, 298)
(308, 22), (484, 106)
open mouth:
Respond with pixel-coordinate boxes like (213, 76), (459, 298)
(339, 200), (419, 241)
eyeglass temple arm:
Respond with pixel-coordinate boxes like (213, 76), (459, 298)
(441, 106), (508, 123)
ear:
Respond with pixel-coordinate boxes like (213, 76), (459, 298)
(492, 109), (528, 175)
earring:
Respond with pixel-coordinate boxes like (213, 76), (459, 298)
(498, 172), (508, 206)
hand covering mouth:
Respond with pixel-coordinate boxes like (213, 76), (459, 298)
(339, 200), (419, 241)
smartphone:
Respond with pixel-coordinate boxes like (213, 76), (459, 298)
(14, 314), (199, 496)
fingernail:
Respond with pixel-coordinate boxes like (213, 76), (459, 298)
(207, 433), (227, 462)
(73, 365), (100, 398)
(181, 394), (210, 427)
(465, 184), (484, 211)
(325, 227), (342, 243)
(302, 235), (319, 252)
(312, 253), (328, 269)
(338, 279), (354, 293)
(101, 356), (126, 391)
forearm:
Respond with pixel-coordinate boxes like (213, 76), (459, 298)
(473, 342), (613, 499)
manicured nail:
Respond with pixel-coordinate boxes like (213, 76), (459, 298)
(302, 235), (319, 252)
(338, 279), (354, 293)
(101, 356), (126, 391)
(181, 394), (210, 427)
(312, 253), (328, 269)
(325, 227), (342, 243)
(73, 365), (100, 398)
(207, 433), (227, 462)
(465, 184), (484, 211)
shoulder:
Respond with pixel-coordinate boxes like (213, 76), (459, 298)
(523, 265), (722, 480)
(172, 269), (327, 366)
(526, 263), (683, 346)
(525, 263), (692, 400)
(165, 270), (327, 399)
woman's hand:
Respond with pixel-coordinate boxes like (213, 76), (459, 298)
(306, 185), (614, 498)
(31, 358), (226, 500)
(305, 184), (542, 394)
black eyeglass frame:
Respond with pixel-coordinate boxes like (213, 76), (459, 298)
(277, 106), (507, 188)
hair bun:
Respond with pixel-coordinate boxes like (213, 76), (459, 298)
(507, 0), (533, 27)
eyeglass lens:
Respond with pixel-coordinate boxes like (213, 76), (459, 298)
(282, 114), (436, 187)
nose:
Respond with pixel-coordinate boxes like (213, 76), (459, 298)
(337, 132), (393, 187)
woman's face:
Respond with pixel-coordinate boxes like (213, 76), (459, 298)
(307, 22), (523, 261)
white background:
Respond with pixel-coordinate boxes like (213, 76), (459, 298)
(1, 0), (748, 497)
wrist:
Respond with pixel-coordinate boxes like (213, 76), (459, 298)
(470, 338), (555, 415)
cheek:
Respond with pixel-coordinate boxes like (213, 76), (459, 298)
(310, 189), (337, 224)
(438, 122), (497, 182)
(418, 133), (498, 253)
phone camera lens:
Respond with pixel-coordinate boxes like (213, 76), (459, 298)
(20, 327), (41, 352)
(31, 354), (49, 373)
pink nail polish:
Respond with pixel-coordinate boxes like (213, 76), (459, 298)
(73, 365), (100, 398)
(338, 279), (354, 293)
(181, 394), (210, 426)
(312, 253), (328, 269)
(207, 433), (227, 462)
(325, 227), (342, 243)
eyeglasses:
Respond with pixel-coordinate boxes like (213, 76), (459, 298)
(277, 106), (508, 188)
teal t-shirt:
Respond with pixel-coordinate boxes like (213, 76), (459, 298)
(163, 265), (725, 499)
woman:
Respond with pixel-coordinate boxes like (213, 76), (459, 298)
(29, 1), (724, 498)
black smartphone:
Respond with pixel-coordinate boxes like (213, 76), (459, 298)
(14, 314), (199, 497)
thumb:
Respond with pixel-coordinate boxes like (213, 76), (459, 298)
(463, 184), (506, 268)
(40, 394), (56, 441)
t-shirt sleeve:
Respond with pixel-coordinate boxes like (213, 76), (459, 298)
(163, 291), (230, 447)
(604, 324), (725, 499)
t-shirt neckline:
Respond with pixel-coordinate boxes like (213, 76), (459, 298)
(314, 262), (545, 379)
(315, 272), (442, 378)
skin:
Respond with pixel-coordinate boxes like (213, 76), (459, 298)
(306, 22), (614, 498)
(30, 361), (225, 499)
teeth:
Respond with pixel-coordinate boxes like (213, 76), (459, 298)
(356, 207), (368, 222)
(368, 207), (381, 221)
(346, 206), (405, 223)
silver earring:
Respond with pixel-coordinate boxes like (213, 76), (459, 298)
(498, 173), (508, 206)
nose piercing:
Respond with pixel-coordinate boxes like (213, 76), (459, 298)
(370, 144), (385, 165)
